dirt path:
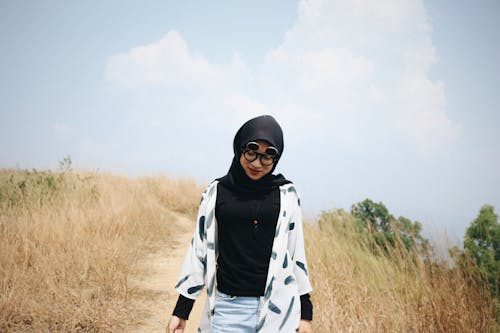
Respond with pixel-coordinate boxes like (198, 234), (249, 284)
(130, 213), (206, 333)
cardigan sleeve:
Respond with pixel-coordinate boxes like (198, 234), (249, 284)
(172, 294), (196, 320)
(287, 188), (313, 296)
(174, 185), (211, 300)
(300, 293), (313, 320)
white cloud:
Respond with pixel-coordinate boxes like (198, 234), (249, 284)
(104, 30), (256, 131)
(393, 75), (459, 151)
(106, 31), (222, 89)
(103, 0), (459, 157)
(258, 0), (459, 152)
(104, 30), (255, 119)
(224, 93), (269, 125)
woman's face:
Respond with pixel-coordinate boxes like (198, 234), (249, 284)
(239, 140), (275, 181)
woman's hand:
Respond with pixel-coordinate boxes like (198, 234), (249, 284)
(166, 315), (186, 333)
(299, 319), (313, 333)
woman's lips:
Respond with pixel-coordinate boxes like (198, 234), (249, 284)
(248, 168), (261, 175)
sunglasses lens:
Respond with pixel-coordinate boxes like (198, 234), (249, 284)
(246, 142), (259, 151)
(265, 147), (278, 157)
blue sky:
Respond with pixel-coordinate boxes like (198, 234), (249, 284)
(1, 0), (499, 240)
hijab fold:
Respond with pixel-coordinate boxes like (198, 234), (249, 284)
(217, 115), (291, 193)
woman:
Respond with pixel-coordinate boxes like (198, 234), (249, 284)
(167, 115), (313, 333)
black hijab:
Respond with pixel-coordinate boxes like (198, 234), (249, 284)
(217, 115), (291, 193)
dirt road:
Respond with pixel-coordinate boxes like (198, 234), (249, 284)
(131, 213), (206, 333)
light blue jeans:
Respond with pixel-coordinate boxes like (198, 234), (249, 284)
(211, 290), (262, 333)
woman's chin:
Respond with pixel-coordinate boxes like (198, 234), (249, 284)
(246, 172), (264, 181)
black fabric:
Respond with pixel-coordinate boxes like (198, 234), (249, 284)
(172, 294), (195, 320)
(217, 115), (291, 193)
(231, 115), (284, 165)
(215, 182), (280, 296)
(300, 293), (313, 321)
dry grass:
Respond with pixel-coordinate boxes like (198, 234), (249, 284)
(1, 169), (497, 332)
(0, 169), (201, 332)
(306, 210), (498, 332)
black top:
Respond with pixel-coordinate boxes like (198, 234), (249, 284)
(215, 182), (280, 296)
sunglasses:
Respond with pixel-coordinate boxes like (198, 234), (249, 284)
(242, 141), (279, 166)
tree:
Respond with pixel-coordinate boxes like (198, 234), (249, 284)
(351, 199), (391, 233)
(351, 199), (429, 254)
(464, 205), (500, 298)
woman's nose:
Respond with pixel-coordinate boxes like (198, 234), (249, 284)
(251, 157), (263, 167)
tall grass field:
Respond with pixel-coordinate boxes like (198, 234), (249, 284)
(0, 169), (497, 332)
(0, 169), (201, 332)
(306, 211), (497, 332)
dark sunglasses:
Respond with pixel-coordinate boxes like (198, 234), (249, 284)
(242, 141), (279, 166)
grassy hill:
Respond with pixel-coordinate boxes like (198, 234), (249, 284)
(0, 169), (497, 332)
(0, 169), (201, 332)
(307, 210), (497, 331)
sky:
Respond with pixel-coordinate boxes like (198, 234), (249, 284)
(1, 0), (499, 241)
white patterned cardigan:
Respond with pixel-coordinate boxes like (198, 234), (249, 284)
(175, 180), (312, 332)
